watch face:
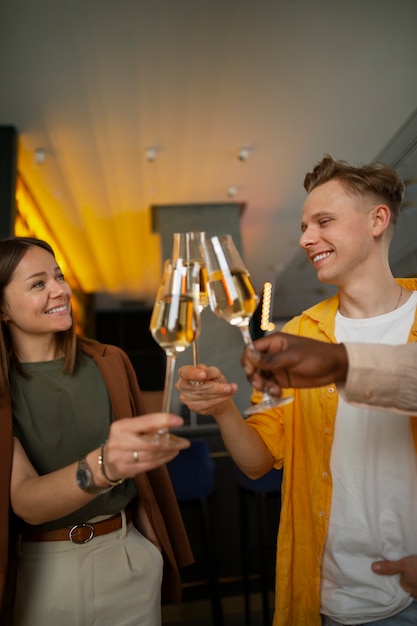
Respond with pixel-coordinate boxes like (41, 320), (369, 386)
(77, 466), (90, 489)
(76, 458), (112, 495)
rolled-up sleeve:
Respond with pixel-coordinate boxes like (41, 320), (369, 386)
(339, 342), (417, 414)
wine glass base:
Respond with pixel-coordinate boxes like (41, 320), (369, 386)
(142, 430), (190, 449)
(244, 395), (294, 416)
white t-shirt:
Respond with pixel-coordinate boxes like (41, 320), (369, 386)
(320, 291), (417, 624)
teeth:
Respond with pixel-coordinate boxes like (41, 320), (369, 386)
(46, 306), (67, 314)
(313, 252), (331, 263)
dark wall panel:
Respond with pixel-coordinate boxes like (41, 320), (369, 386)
(94, 308), (166, 391)
(0, 125), (17, 238)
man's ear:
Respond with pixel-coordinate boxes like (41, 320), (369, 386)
(371, 204), (391, 236)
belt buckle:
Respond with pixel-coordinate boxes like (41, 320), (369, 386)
(69, 522), (94, 544)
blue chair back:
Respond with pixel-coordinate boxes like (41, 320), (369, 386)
(234, 465), (283, 493)
(167, 438), (215, 501)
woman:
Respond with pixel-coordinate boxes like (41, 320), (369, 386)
(0, 237), (192, 626)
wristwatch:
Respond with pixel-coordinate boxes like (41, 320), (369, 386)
(76, 457), (113, 495)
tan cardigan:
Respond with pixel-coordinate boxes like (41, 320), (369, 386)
(342, 341), (417, 413)
(0, 337), (193, 616)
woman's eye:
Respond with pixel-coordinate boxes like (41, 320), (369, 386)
(33, 281), (45, 288)
(57, 273), (65, 282)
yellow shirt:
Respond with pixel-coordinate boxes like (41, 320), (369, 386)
(247, 278), (417, 626)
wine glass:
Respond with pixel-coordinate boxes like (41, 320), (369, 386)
(202, 234), (293, 415)
(171, 231), (209, 365)
(149, 257), (201, 446)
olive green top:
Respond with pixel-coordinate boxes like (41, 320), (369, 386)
(11, 355), (137, 532)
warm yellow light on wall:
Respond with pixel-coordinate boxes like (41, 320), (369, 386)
(16, 142), (163, 305)
(15, 176), (78, 287)
(14, 175), (90, 334)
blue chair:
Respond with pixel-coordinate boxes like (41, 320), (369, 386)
(234, 466), (283, 626)
(167, 439), (224, 626)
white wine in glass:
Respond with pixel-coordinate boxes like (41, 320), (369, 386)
(202, 234), (293, 415)
(171, 231), (209, 364)
(149, 257), (200, 446)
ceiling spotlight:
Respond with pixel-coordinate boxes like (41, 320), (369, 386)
(238, 147), (250, 161)
(146, 147), (157, 162)
(34, 148), (46, 164)
(227, 185), (238, 198)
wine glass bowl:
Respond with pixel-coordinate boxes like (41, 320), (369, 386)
(202, 234), (259, 337)
(202, 234), (293, 415)
(172, 231), (209, 364)
(149, 257), (200, 447)
(151, 289), (198, 354)
(207, 266), (259, 330)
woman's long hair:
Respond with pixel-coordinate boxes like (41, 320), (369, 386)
(0, 237), (79, 398)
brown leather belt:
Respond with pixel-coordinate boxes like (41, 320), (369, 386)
(22, 509), (132, 544)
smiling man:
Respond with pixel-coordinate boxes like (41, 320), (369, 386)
(176, 155), (417, 626)
(290, 157), (417, 626)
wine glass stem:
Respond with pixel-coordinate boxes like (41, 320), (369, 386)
(162, 353), (177, 413)
(190, 340), (199, 429)
(239, 324), (254, 348)
(192, 340), (199, 366)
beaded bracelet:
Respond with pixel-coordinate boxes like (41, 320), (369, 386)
(98, 441), (124, 487)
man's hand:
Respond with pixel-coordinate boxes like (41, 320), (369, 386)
(372, 556), (417, 598)
(176, 364), (238, 417)
(242, 332), (348, 395)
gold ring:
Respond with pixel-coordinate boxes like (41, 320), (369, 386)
(132, 450), (139, 462)
(190, 381), (204, 386)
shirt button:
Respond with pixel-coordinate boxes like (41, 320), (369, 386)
(322, 471), (328, 478)
(324, 427), (330, 434)
(319, 511), (325, 517)
(328, 387), (335, 393)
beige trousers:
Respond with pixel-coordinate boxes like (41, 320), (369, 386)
(12, 511), (163, 626)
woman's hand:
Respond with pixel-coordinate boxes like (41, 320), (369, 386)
(11, 413), (188, 525)
(103, 413), (189, 480)
(176, 364), (238, 418)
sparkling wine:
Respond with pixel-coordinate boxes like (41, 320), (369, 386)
(178, 259), (210, 311)
(208, 269), (259, 327)
(150, 294), (199, 354)
(198, 265), (210, 311)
